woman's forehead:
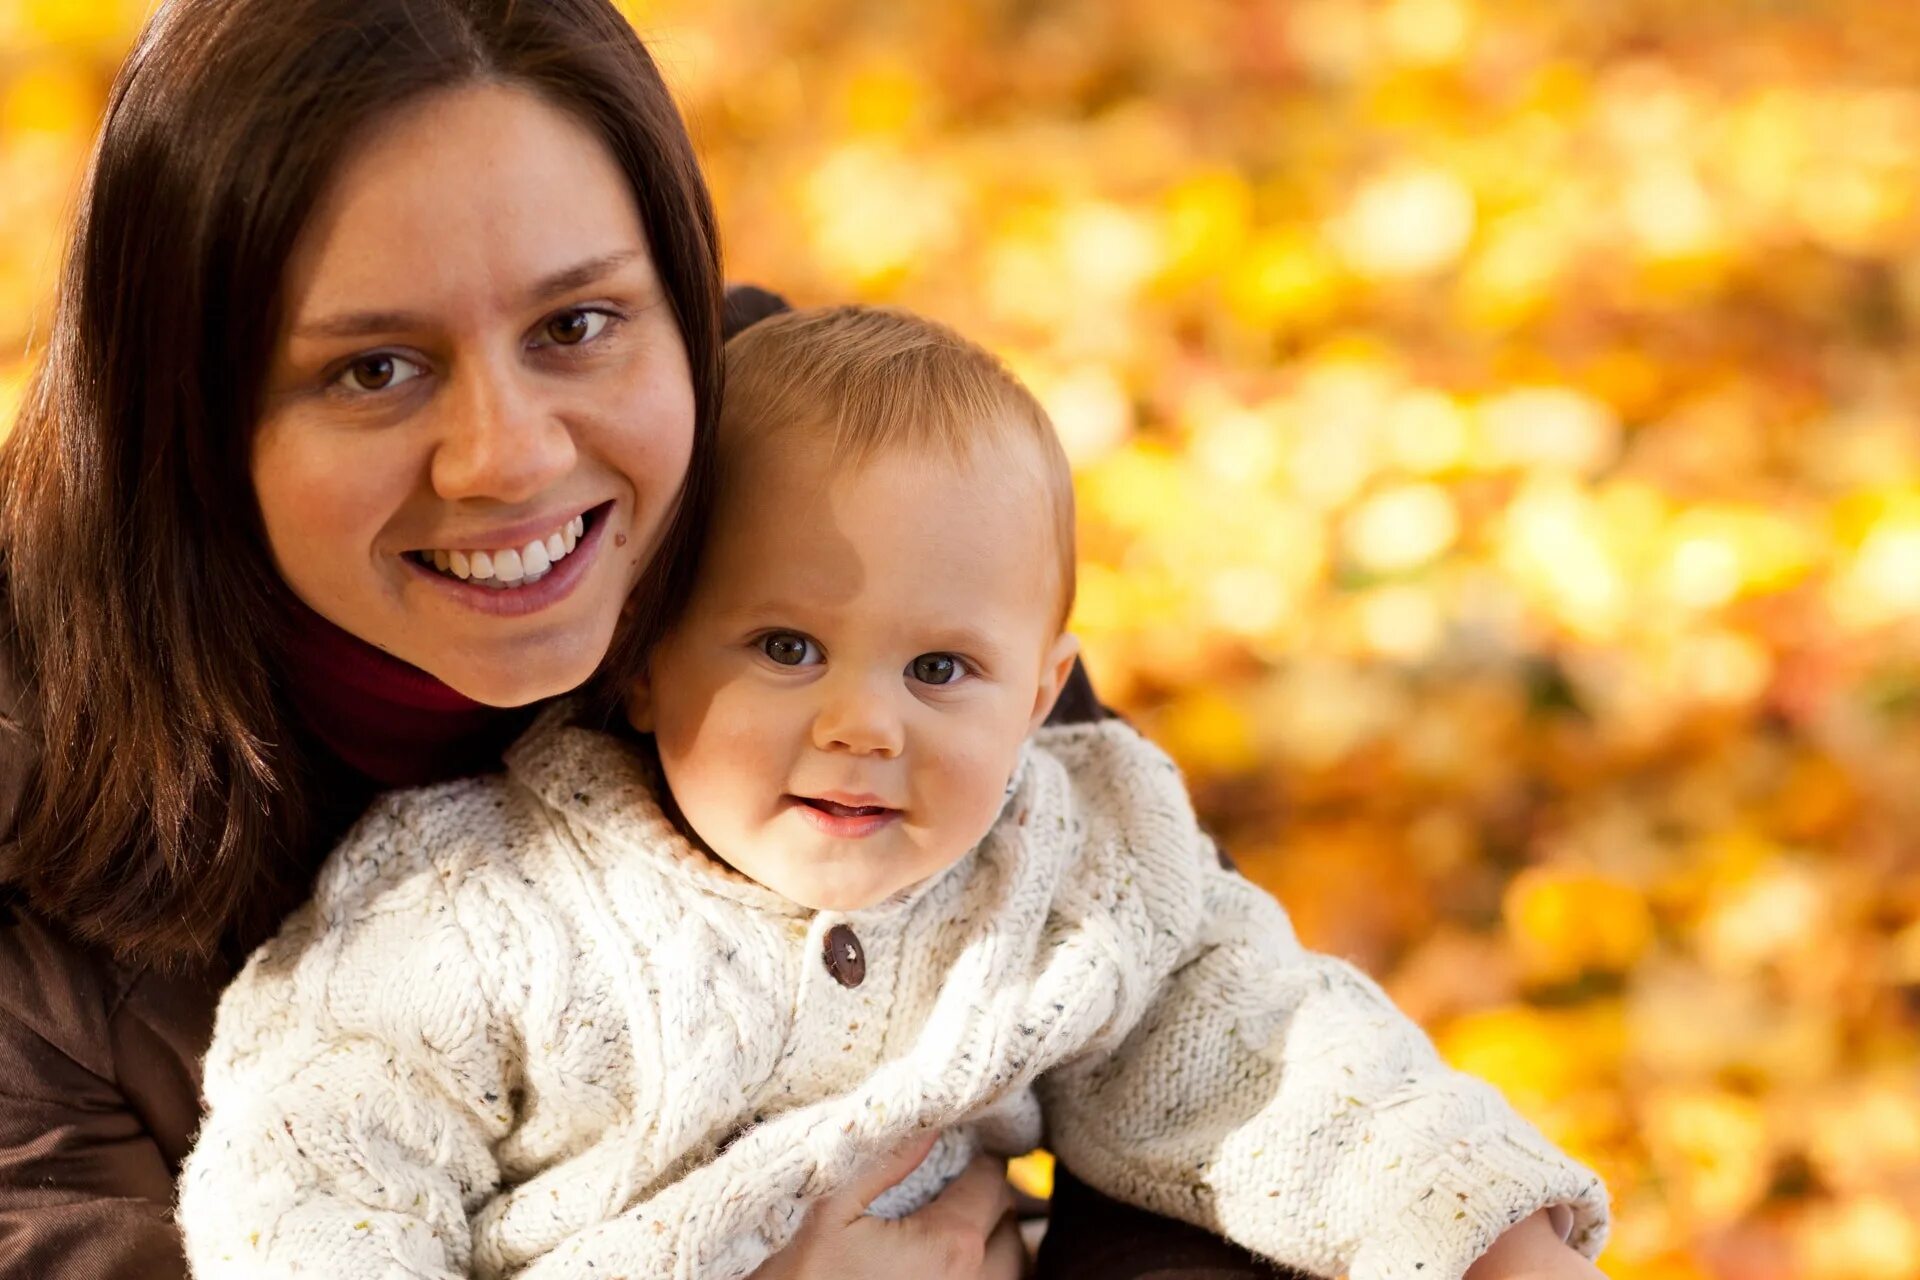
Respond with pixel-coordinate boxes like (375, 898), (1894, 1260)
(281, 83), (653, 327)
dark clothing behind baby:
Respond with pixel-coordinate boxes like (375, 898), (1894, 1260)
(1039, 1164), (1297, 1280)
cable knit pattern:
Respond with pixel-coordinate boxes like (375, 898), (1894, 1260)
(180, 713), (1608, 1280)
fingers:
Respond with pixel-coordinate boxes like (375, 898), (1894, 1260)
(756, 1145), (1020, 1280)
(835, 1130), (943, 1215)
(917, 1151), (1016, 1240)
(982, 1211), (1029, 1280)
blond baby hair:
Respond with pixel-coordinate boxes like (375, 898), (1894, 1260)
(720, 305), (1077, 629)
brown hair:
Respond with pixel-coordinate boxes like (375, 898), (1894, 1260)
(0, 0), (722, 968)
(719, 305), (1077, 625)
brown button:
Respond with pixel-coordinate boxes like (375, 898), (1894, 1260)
(823, 924), (866, 988)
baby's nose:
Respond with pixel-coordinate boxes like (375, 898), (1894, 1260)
(811, 683), (905, 757)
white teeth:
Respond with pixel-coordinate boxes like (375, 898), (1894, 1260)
(419, 512), (589, 587)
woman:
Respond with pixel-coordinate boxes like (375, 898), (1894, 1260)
(0, 1), (1284, 1277)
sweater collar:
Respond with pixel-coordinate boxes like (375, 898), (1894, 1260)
(281, 599), (536, 789)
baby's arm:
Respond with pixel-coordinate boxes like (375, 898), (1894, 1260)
(178, 795), (519, 1280)
(1038, 839), (1608, 1280)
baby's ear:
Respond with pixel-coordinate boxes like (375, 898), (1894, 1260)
(1027, 632), (1083, 733)
(623, 669), (656, 733)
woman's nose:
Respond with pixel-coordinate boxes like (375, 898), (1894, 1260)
(812, 678), (905, 758)
(429, 357), (578, 503)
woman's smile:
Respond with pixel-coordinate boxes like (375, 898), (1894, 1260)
(407, 504), (595, 587)
(400, 500), (614, 617)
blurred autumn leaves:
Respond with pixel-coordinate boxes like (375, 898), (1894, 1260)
(3, 0), (1918, 1276)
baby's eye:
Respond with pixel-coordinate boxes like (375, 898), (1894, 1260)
(536, 308), (613, 348)
(909, 653), (964, 686)
(761, 632), (821, 667)
(335, 353), (425, 394)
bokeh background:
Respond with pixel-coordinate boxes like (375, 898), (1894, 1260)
(3, 0), (1919, 1275)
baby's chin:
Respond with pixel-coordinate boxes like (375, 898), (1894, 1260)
(763, 863), (950, 914)
(778, 878), (908, 914)
(707, 822), (990, 913)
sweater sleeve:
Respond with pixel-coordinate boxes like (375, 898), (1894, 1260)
(1037, 842), (1609, 1280)
(177, 792), (521, 1280)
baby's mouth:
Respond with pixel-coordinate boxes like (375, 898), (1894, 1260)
(796, 797), (896, 819)
(787, 794), (904, 838)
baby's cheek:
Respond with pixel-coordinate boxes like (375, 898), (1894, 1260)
(663, 702), (764, 786)
(920, 742), (1021, 849)
(658, 719), (771, 845)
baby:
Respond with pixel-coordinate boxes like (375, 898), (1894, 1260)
(180, 306), (1609, 1280)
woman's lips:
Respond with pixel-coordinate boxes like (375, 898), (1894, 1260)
(403, 500), (612, 618)
(788, 795), (902, 838)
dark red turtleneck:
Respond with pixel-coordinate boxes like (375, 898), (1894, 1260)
(280, 601), (539, 790)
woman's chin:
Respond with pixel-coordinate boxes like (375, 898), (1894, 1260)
(416, 645), (603, 709)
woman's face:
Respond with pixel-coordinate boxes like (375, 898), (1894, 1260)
(253, 83), (695, 706)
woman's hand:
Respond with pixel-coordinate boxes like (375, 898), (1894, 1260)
(749, 1132), (1026, 1280)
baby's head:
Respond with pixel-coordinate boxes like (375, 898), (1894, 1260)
(626, 306), (1080, 911)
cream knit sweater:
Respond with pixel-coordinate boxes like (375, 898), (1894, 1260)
(179, 713), (1608, 1280)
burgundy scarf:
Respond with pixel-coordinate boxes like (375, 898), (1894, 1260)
(281, 601), (535, 788)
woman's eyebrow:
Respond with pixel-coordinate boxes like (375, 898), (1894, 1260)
(291, 250), (648, 340)
(292, 308), (430, 341)
(524, 248), (646, 304)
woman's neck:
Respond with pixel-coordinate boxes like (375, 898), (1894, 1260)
(280, 599), (538, 788)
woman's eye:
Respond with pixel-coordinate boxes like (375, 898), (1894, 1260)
(910, 653), (963, 686)
(761, 633), (820, 667)
(335, 353), (424, 394)
(539, 308), (612, 347)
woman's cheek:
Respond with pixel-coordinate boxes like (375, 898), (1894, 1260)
(252, 416), (416, 603)
(599, 328), (697, 561)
